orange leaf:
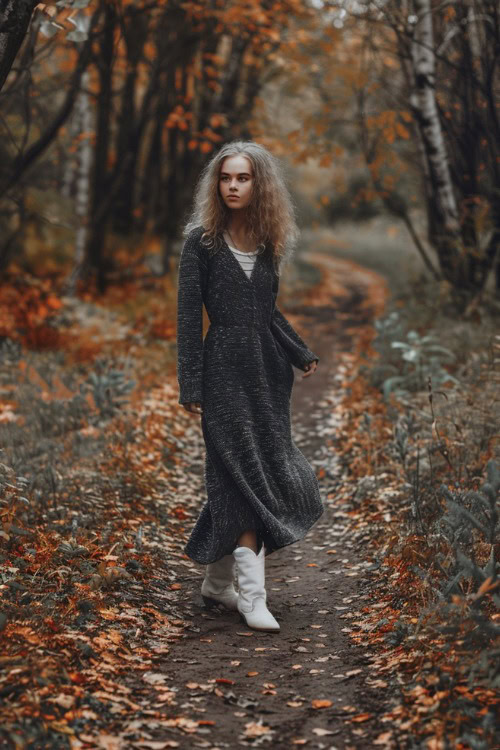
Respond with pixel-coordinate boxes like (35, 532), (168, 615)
(311, 699), (332, 709)
(395, 122), (410, 139)
(46, 296), (63, 309)
(351, 713), (372, 722)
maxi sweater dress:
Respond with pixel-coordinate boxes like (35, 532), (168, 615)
(176, 225), (324, 565)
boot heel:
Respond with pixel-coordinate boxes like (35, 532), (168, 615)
(202, 595), (218, 608)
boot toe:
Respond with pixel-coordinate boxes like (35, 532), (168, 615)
(238, 597), (280, 632)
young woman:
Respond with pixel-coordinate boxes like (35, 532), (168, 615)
(176, 140), (323, 632)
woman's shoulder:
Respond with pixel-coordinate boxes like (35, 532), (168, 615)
(181, 226), (213, 270)
(184, 225), (206, 245)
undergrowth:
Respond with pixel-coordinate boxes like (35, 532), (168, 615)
(351, 279), (500, 749)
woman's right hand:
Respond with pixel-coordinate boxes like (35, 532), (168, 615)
(184, 402), (203, 415)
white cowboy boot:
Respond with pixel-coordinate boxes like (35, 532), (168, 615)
(233, 544), (280, 632)
(201, 554), (239, 610)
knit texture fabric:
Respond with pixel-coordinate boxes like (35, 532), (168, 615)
(176, 226), (323, 564)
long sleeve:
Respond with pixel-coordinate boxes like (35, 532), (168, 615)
(270, 271), (319, 371)
(176, 230), (207, 405)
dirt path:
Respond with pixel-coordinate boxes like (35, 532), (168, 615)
(136, 253), (401, 749)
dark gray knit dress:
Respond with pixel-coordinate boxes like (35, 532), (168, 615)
(176, 225), (323, 565)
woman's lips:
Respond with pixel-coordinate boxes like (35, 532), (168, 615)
(228, 195), (239, 199)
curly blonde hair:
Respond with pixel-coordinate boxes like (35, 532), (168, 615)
(183, 140), (300, 274)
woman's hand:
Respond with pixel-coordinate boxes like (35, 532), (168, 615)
(302, 359), (318, 378)
(184, 401), (203, 415)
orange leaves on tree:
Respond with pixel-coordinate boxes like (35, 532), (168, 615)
(165, 105), (192, 131)
(366, 109), (412, 146)
(209, 113), (227, 129)
(443, 6), (456, 23)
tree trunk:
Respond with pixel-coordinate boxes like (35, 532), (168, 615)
(410, 0), (462, 283)
(0, 0), (38, 92)
(0, 17), (96, 197)
(85, 2), (115, 294)
(64, 69), (93, 296)
(110, 7), (149, 235)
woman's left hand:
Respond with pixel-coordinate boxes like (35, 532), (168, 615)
(302, 359), (318, 378)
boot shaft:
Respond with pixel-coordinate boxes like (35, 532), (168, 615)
(233, 546), (267, 606)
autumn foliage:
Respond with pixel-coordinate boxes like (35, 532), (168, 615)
(0, 275), (64, 349)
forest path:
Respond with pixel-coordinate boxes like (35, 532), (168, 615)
(152, 251), (397, 750)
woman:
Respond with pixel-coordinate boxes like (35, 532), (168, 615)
(176, 140), (323, 633)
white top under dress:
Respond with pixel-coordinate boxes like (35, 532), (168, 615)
(223, 232), (259, 279)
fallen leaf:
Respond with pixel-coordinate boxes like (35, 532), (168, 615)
(49, 694), (75, 709)
(373, 731), (395, 744)
(49, 721), (74, 736)
(247, 671), (259, 677)
(142, 672), (168, 685)
(244, 721), (271, 737)
(131, 742), (180, 749)
(311, 699), (332, 709)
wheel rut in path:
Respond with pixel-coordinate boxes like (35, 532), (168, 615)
(159, 254), (398, 749)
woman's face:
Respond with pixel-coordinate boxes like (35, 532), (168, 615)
(219, 154), (253, 211)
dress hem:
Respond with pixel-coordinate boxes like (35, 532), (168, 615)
(183, 502), (325, 566)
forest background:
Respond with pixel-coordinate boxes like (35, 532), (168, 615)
(0, 1), (498, 749)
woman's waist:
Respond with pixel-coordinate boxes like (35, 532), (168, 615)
(208, 321), (271, 331)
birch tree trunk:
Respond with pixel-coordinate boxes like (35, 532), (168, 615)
(410, 0), (462, 281)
